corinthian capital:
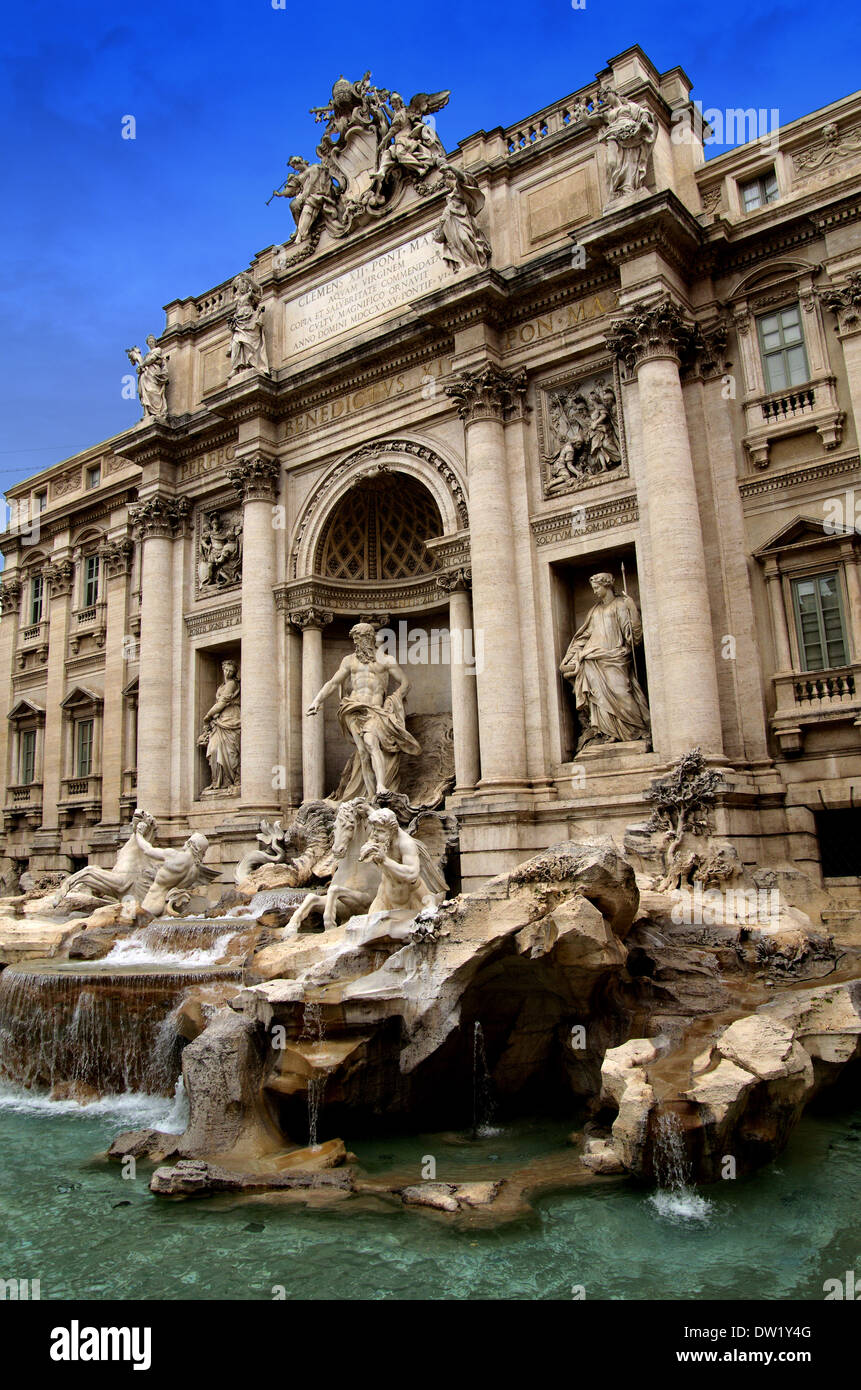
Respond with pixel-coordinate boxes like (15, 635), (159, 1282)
(228, 456), (280, 504)
(820, 271), (861, 336)
(43, 558), (75, 597)
(289, 606), (334, 631)
(605, 297), (700, 373)
(0, 576), (22, 613)
(445, 363), (527, 423)
(129, 495), (190, 541)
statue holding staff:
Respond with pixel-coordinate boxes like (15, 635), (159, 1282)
(560, 572), (650, 751)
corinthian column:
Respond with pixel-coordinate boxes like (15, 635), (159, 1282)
(290, 607), (333, 803)
(445, 364), (529, 793)
(40, 557), (75, 832)
(228, 456), (281, 813)
(437, 570), (480, 792)
(606, 299), (723, 756)
(129, 495), (188, 818)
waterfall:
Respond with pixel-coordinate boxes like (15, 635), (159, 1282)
(471, 1021), (499, 1138)
(0, 962), (240, 1097)
(649, 1108), (712, 1222)
(301, 1002), (326, 1149)
(104, 918), (248, 968)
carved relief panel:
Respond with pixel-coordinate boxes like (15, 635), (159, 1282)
(195, 501), (243, 599)
(536, 359), (627, 498)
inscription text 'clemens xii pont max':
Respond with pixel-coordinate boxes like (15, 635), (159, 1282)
(284, 232), (461, 352)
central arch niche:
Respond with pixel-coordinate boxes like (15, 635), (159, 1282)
(314, 473), (443, 582)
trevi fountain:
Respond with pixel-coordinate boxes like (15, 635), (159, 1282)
(1, 55), (861, 1308)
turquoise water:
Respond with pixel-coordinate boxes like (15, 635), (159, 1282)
(1, 1085), (859, 1301)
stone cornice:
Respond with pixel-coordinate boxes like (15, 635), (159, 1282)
(530, 492), (639, 545)
(738, 453), (860, 500)
(183, 602), (242, 637)
(576, 190), (704, 278)
(445, 363), (528, 423)
(274, 575), (452, 616)
(227, 455), (280, 504)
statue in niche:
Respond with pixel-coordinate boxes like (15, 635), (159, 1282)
(272, 146), (341, 246)
(198, 659), (241, 794)
(134, 830), (220, 915)
(367, 90), (450, 203)
(126, 335), (169, 419)
(198, 511), (242, 591)
(228, 273), (269, 375)
(545, 378), (622, 494)
(560, 572), (650, 752)
(52, 808), (158, 907)
(587, 81), (657, 201)
(306, 621), (421, 800)
(433, 165), (491, 272)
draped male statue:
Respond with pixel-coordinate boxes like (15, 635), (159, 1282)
(307, 621), (421, 800)
(560, 572), (650, 752)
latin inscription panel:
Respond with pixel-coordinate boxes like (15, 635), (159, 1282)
(284, 232), (458, 354)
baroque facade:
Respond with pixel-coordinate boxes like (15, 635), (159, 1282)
(1, 46), (860, 895)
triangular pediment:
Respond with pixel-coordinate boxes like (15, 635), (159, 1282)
(60, 685), (103, 711)
(7, 697), (45, 723)
(754, 516), (854, 558)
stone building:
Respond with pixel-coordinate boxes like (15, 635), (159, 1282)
(1, 47), (859, 896)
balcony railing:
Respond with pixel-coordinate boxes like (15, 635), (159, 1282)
(771, 661), (861, 754)
(793, 670), (856, 703)
(761, 388), (816, 424)
(21, 623), (43, 643)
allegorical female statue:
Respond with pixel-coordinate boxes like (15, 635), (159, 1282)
(126, 335), (169, 418)
(198, 659), (241, 792)
(588, 82), (657, 200)
(228, 272), (269, 375)
(560, 572), (650, 751)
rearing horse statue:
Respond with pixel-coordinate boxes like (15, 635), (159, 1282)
(283, 798), (380, 933)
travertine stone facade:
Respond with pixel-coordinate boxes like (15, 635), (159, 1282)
(2, 46), (860, 895)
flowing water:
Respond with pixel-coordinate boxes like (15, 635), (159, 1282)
(104, 918), (245, 969)
(648, 1109), (713, 1224)
(0, 960), (241, 1095)
(300, 1002), (326, 1149)
(472, 1022), (499, 1138)
(0, 1095), (858, 1300)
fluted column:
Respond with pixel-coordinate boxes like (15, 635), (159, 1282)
(438, 570), (480, 792)
(129, 496), (187, 818)
(229, 456), (281, 812)
(445, 364), (529, 792)
(98, 538), (135, 826)
(290, 607), (333, 803)
(40, 557), (75, 830)
(607, 299), (724, 757)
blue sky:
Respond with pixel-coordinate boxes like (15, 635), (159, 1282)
(1, 0), (859, 487)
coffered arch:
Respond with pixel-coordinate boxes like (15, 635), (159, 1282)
(290, 436), (469, 581)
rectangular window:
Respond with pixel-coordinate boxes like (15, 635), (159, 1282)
(792, 572), (849, 671)
(35, 491), (47, 513)
(757, 304), (810, 393)
(30, 575), (43, 625)
(86, 464), (101, 490)
(741, 169), (779, 212)
(19, 730), (36, 786)
(76, 719), (94, 778)
(83, 555), (100, 608)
